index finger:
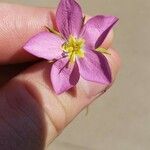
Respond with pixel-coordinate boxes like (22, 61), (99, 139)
(0, 3), (52, 64)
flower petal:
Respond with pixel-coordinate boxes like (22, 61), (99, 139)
(81, 16), (118, 49)
(51, 58), (80, 94)
(56, 0), (83, 39)
(77, 50), (111, 84)
(24, 32), (64, 60)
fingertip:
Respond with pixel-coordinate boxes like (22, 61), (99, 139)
(105, 48), (121, 79)
(101, 29), (114, 49)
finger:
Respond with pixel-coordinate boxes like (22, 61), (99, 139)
(0, 48), (120, 148)
(0, 3), (52, 64)
(101, 29), (114, 49)
(0, 3), (113, 64)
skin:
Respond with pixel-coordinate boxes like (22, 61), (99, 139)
(0, 3), (121, 150)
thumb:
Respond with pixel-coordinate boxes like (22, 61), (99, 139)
(0, 48), (120, 149)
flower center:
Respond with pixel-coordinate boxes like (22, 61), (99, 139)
(62, 36), (85, 62)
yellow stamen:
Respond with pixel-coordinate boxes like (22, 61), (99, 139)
(62, 36), (85, 63)
(96, 47), (111, 55)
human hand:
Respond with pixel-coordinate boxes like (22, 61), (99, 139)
(0, 3), (120, 150)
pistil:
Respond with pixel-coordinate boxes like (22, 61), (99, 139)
(62, 36), (85, 62)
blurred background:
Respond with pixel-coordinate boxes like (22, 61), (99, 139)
(2, 0), (150, 149)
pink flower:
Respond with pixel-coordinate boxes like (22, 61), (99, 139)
(24, 0), (118, 94)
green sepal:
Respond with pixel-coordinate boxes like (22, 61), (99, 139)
(96, 47), (111, 55)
